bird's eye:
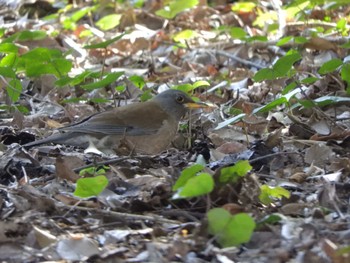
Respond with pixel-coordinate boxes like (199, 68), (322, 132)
(176, 95), (185, 103)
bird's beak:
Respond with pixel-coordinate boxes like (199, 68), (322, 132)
(184, 101), (213, 109)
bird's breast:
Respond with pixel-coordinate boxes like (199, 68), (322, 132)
(94, 119), (179, 155)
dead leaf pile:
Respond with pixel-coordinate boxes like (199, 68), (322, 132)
(0, 0), (350, 262)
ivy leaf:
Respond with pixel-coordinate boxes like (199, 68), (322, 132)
(173, 164), (204, 191)
(318, 58), (343, 74)
(219, 160), (252, 184)
(74, 175), (109, 198)
(208, 208), (255, 247)
(177, 173), (214, 198)
(259, 185), (290, 205)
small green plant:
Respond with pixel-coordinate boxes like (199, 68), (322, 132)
(207, 208), (255, 247)
(60, 6), (96, 30)
(172, 164), (214, 198)
(0, 31), (72, 109)
(219, 160), (252, 184)
(73, 166), (109, 198)
(259, 185), (290, 205)
(253, 51), (302, 82)
(155, 0), (198, 19)
(0, 30), (131, 109)
(173, 162), (255, 247)
(251, 47), (350, 115)
(96, 14), (122, 31)
(173, 161), (252, 199)
(174, 80), (210, 94)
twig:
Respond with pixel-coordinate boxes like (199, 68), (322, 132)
(212, 50), (265, 69)
(249, 151), (301, 164)
(60, 204), (181, 224)
(73, 156), (138, 172)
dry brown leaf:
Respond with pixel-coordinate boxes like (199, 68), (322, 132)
(55, 156), (82, 182)
(222, 203), (244, 215)
(33, 226), (57, 248)
(323, 239), (350, 263)
(289, 172), (308, 183)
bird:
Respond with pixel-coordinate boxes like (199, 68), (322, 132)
(24, 89), (208, 155)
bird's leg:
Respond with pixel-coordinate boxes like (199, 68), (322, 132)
(115, 128), (137, 156)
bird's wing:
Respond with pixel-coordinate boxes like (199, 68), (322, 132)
(60, 104), (167, 136)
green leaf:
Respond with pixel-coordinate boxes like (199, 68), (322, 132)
(301, 76), (319, 84)
(296, 95), (350, 109)
(62, 18), (77, 31)
(89, 98), (111, 104)
(314, 95), (350, 107)
(192, 80), (210, 89)
(259, 185), (290, 205)
(55, 70), (95, 87)
(96, 14), (122, 31)
(3, 30), (47, 43)
(17, 30), (47, 41)
(133, 0), (144, 8)
(177, 173), (214, 198)
(229, 27), (247, 40)
(256, 214), (283, 229)
(282, 81), (298, 95)
(219, 160), (252, 184)
(6, 79), (22, 102)
(297, 99), (315, 108)
(207, 208), (255, 247)
(18, 48), (72, 77)
(42, 13), (59, 21)
(84, 33), (126, 49)
(0, 53), (18, 67)
(276, 36), (293, 46)
(129, 75), (145, 89)
(341, 63), (350, 89)
(228, 107), (243, 115)
(253, 68), (276, 81)
(214, 113), (246, 130)
(74, 175), (109, 198)
(0, 43), (19, 53)
(175, 83), (193, 93)
(24, 58), (72, 78)
(20, 47), (60, 62)
(336, 18), (347, 33)
(253, 97), (287, 113)
(155, 0), (198, 19)
(247, 36), (268, 42)
(253, 11), (277, 29)
(71, 6), (94, 22)
(337, 246), (350, 256)
(284, 0), (310, 18)
(81, 72), (124, 90)
(272, 52), (302, 78)
(294, 36), (308, 44)
(253, 87), (305, 114)
(318, 58), (343, 74)
(79, 166), (109, 177)
(173, 29), (197, 42)
(0, 67), (16, 78)
(340, 41), (350, 48)
(0, 105), (29, 114)
(257, 213), (283, 227)
(231, 2), (256, 12)
(173, 164), (204, 191)
(140, 90), (153, 102)
(115, 85), (126, 93)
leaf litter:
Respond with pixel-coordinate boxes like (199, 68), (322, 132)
(0, 0), (350, 262)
